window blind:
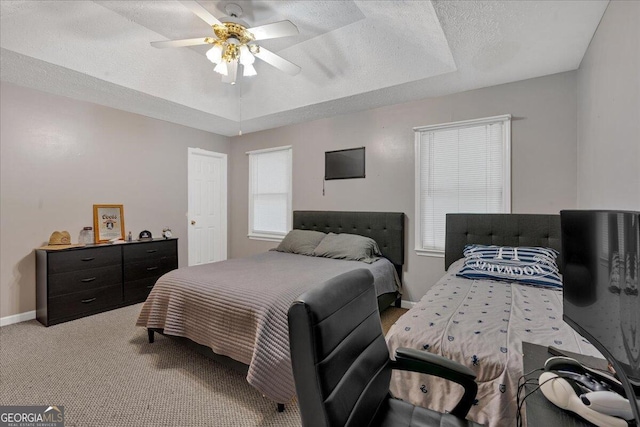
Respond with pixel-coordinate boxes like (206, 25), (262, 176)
(415, 116), (511, 254)
(248, 146), (292, 240)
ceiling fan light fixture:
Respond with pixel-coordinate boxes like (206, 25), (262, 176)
(243, 63), (257, 77)
(239, 45), (255, 65)
(224, 60), (239, 85)
(222, 42), (240, 63)
(206, 44), (223, 64)
(214, 61), (228, 76)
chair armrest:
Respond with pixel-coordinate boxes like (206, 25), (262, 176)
(391, 347), (478, 418)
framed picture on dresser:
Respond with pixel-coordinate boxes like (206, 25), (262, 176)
(93, 204), (125, 243)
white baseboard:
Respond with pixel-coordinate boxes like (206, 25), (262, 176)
(400, 300), (416, 310)
(0, 310), (36, 327)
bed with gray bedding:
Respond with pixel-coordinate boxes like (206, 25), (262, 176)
(137, 210), (404, 406)
(385, 214), (603, 427)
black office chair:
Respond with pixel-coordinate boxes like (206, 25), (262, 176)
(288, 269), (484, 427)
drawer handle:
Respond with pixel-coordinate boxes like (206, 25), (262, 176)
(81, 298), (97, 304)
(146, 249), (157, 253)
(81, 257), (95, 262)
(146, 266), (159, 271)
(81, 277), (97, 283)
(146, 285), (154, 289)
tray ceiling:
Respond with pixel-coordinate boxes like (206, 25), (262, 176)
(0, 1), (608, 136)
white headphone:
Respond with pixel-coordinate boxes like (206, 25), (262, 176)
(539, 356), (634, 427)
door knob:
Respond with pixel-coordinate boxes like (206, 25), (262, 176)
(191, 220), (196, 225)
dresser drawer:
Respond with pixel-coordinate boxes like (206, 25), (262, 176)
(48, 285), (122, 322)
(123, 240), (176, 263)
(124, 276), (158, 303)
(48, 265), (122, 297)
(124, 258), (177, 282)
(48, 246), (121, 274)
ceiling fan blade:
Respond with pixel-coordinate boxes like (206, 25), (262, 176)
(150, 37), (209, 48)
(179, 0), (222, 26)
(247, 20), (299, 41)
(253, 46), (301, 76)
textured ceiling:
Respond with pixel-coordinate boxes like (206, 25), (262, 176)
(0, 1), (608, 137)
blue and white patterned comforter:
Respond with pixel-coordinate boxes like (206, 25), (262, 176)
(386, 259), (602, 427)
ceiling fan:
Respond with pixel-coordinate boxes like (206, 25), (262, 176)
(151, 1), (301, 85)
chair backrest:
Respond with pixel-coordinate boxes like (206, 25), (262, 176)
(288, 269), (392, 427)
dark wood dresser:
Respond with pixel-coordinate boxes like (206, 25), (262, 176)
(36, 238), (177, 326)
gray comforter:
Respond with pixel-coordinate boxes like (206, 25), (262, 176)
(136, 251), (399, 404)
(386, 259), (602, 427)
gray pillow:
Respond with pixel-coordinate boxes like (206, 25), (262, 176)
(312, 233), (382, 263)
(275, 230), (327, 256)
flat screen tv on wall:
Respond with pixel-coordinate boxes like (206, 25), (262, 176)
(324, 147), (365, 180)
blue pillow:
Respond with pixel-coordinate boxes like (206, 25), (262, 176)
(457, 244), (562, 288)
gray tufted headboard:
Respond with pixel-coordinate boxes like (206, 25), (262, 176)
(445, 213), (562, 272)
(293, 211), (405, 278)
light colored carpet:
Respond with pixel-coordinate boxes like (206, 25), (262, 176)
(0, 303), (408, 427)
(381, 307), (408, 334)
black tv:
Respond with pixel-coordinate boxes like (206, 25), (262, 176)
(561, 210), (640, 421)
(324, 147), (365, 180)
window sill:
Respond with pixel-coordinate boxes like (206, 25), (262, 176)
(248, 233), (284, 243)
(415, 248), (445, 258)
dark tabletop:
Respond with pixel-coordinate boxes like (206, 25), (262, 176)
(522, 342), (609, 427)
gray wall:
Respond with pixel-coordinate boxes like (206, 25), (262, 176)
(0, 82), (230, 319)
(577, 0), (640, 209)
(229, 71), (579, 301)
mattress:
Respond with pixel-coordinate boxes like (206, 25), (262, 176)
(136, 251), (399, 404)
(386, 259), (602, 427)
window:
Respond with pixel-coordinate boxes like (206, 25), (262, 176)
(414, 115), (511, 256)
(247, 146), (292, 241)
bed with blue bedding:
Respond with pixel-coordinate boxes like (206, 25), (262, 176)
(385, 214), (603, 427)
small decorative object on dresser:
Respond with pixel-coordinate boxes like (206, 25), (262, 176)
(39, 231), (84, 250)
(162, 228), (172, 239)
(139, 230), (152, 240)
(36, 238), (177, 326)
(93, 204), (125, 243)
(79, 227), (94, 245)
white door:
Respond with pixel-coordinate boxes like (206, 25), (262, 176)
(188, 148), (227, 266)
